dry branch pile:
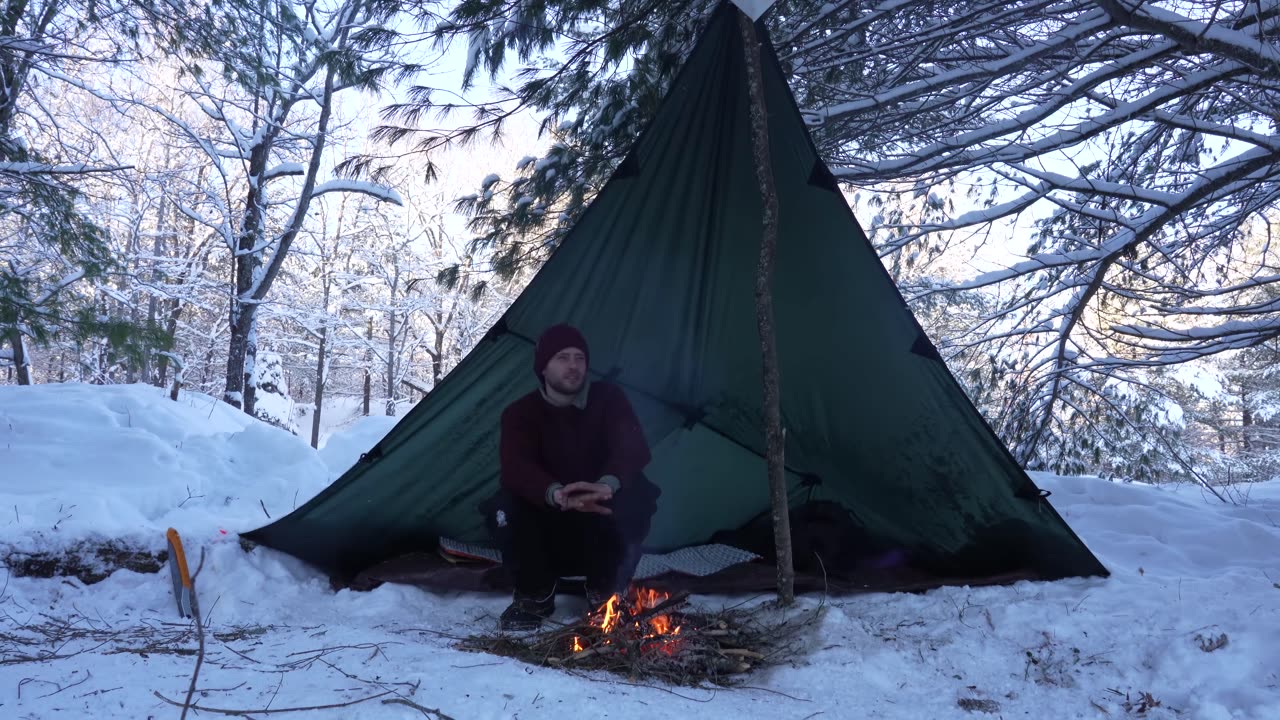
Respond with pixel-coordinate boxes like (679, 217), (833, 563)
(0, 610), (270, 666)
(459, 590), (820, 686)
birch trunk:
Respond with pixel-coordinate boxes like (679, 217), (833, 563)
(7, 331), (32, 385)
(738, 9), (794, 605)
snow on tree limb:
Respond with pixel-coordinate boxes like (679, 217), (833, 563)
(0, 162), (131, 175)
(309, 179), (403, 205)
(263, 163), (306, 181)
(1095, 0), (1280, 75)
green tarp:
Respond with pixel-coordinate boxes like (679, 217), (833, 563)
(245, 2), (1107, 586)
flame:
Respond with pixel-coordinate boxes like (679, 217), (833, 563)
(598, 593), (623, 634)
(650, 613), (673, 635)
(572, 636), (584, 653)
(633, 587), (665, 612)
(589, 587), (681, 640)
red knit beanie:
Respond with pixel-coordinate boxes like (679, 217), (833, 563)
(534, 323), (589, 380)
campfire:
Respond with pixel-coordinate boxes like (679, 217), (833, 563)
(568, 587), (685, 660)
(460, 587), (817, 686)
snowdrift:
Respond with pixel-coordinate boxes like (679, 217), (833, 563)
(0, 382), (1277, 719)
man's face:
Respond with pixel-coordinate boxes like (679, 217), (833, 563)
(543, 347), (587, 395)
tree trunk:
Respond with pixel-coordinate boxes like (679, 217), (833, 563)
(7, 330), (31, 385)
(432, 310), (446, 385)
(363, 370), (371, 416)
(144, 187), (171, 387)
(739, 9), (794, 606)
(1241, 386), (1254, 454)
(160, 168), (203, 388)
(158, 298), (183, 386)
(164, 353), (184, 402)
(363, 316), (373, 415)
(224, 140), (271, 414)
(201, 338), (217, 389)
(386, 309), (397, 417)
(225, 306), (258, 412)
(311, 324), (327, 449)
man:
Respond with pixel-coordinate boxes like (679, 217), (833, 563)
(490, 323), (659, 631)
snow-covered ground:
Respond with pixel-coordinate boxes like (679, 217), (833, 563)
(1, 382), (1277, 719)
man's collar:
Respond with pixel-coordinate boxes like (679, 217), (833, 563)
(540, 379), (591, 409)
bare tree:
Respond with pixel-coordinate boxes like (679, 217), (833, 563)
(120, 0), (417, 415)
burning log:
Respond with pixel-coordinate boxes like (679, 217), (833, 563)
(458, 586), (820, 687)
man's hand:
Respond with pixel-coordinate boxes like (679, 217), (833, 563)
(554, 481), (614, 515)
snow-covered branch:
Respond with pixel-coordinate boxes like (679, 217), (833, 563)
(309, 180), (403, 205)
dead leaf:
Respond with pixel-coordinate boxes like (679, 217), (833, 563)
(1195, 632), (1229, 653)
(957, 697), (1000, 714)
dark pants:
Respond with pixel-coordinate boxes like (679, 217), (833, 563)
(484, 476), (660, 597)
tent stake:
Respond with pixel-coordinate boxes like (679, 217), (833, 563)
(737, 8), (795, 605)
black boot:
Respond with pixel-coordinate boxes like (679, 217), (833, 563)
(499, 589), (555, 632)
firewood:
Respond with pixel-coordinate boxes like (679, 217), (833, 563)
(629, 591), (690, 624)
(719, 648), (765, 660)
(564, 644), (615, 663)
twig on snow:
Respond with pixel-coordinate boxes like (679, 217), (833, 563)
(18, 669), (92, 698)
(179, 547), (208, 720)
(153, 688), (401, 715)
(77, 685), (123, 698)
(380, 697), (457, 719)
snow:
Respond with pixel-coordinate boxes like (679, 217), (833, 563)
(310, 179), (404, 205)
(1133, 3), (1280, 66)
(464, 26), (490, 81)
(263, 162), (305, 180)
(0, 161), (127, 175)
(250, 352), (298, 434)
(317, 413), (401, 476)
(33, 268), (87, 305)
(2, 382), (1280, 719)
(818, 9), (1113, 124)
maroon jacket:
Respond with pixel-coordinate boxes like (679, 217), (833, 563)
(499, 381), (651, 507)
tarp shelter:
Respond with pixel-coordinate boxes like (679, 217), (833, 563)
(244, 1), (1107, 594)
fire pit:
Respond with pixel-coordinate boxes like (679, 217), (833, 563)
(460, 588), (818, 686)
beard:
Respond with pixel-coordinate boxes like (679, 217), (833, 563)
(546, 373), (584, 396)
